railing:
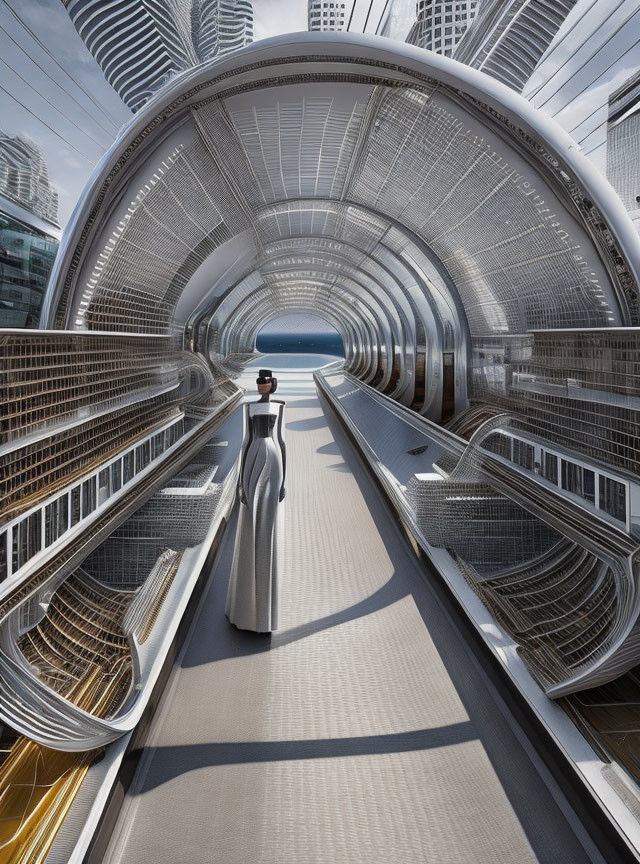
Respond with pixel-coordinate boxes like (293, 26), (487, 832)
(315, 364), (640, 697)
(0, 330), (184, 529)
(0, 385), (242, 751)
(0, 415), (185, 594)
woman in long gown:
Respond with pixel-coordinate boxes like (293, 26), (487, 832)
(225, 371), (286, 633)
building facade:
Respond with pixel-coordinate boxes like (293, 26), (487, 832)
(523, 0), (640, 221)
(308, 0), (351, 31)
(0, 134), (60, 328)
(63, 0), (254, 111)
(0, 207), (59, 328)
(407, 0), (478, 55)
(0, 133), (59, 226)
(607, 70), (640, 235)
(453, 0), (578, 91)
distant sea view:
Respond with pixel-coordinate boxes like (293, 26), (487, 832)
(256, 331), (344, 355)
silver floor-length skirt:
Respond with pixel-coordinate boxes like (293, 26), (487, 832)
(225, 434), (283, 632)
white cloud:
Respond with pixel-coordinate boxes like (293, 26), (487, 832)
(253, 0), (308, 41)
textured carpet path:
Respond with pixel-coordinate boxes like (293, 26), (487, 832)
(104, 357), (594, 864)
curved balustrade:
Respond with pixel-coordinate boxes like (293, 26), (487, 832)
(0, 414), (240, 751)
(315, 364), (640, 697)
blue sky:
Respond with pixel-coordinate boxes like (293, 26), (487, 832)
(0, 0), (131, 225)
(0, 0), (415, 226)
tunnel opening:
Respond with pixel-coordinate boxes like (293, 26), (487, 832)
(255, 314), (344, 357)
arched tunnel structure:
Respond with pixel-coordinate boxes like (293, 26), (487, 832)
(42, 33), (640, 417)
(4, 31), (640, 863)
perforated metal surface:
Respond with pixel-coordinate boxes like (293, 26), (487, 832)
(103, 367), (591, 864)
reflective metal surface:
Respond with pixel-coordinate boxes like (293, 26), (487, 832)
(39, 34), (640, 424)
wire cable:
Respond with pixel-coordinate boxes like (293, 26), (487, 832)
(0, 80), (96, 161)
(1, 0), (127, 130)
(0, 18), (119, 140)
(346, 0), (357, 32)
(374, 0), (393, 35)
(0, 55), (109, 152)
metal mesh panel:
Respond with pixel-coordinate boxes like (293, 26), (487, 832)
(470, 329), (640, 476)
(460, 547), (619, 690)
(349, 86), (618, 334)
(17, 571), (133, 705)
(225, 85), (370, 202)
(408, 469), (560, 574)
(82, 446), (223, 589)
(81, 138), (248, 333)
(0, 332), (179, 446)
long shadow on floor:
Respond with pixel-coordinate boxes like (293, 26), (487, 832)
(167, 389), (590, 863)
(130, 722), (477, 793)
(315, 441), (341, 456)
(285, 415), (327, 432)
(180, 501), (411, 667)
(284, 397), (327, 409)
(312, 397), (592, 864)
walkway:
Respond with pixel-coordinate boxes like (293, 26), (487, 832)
(103, 356), (597, 864)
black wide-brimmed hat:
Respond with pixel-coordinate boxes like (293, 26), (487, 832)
(256, 368), (277, 392)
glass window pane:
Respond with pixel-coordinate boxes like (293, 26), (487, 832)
(544, 453), (558, 486)
(82, 477), (96, 518)
(152, 432), (164, 459)
(513, 439), (534, 470)
(57, 495), (68, 536)
(12, 526), (19, 574)
(70, 486), (81, 526)
(45, 500), (57, 546)
(136, 441), (151, 472)
(0, 211), (59, 328)
(29, 511), (42, 558)
(111, 460), (122, 492)
(98, 467), (110, 504)
(583, 469), (595, 504)
(543, 451), (558, 485)
(0, 531), (7, 582)
(123, 451), (135, 484)
(12, 516), (36, 572)
(599, 477), (627, 523)
(562, 460), (581, 494)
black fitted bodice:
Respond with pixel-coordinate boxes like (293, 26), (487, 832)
(251, 413), (277, 438)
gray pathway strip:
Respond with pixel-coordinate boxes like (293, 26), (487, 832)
(103, 368), (596, 864)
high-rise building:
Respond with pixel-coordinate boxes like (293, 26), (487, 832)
(0, 133), (59, 226)
(0, 210), (59, 328)
(63, 0), (254, 112)
(606, 70), (640, 235)
(308, 0), (351, 31)
(454, 0), (577, 91)
(522, 0), (640, 211)
(407, 0), (478, 56)
(217, 0), (254, 52)
(0, 134), (60, 328)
